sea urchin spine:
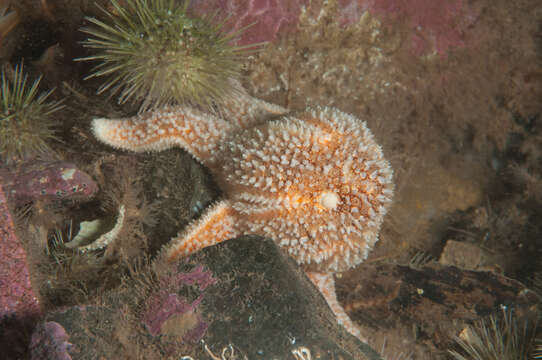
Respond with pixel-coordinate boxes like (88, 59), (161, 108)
(78, 0), (258, 111)
(0, 64), (64, 164)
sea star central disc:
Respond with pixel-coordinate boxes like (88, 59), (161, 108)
(206, 107), (394, 272)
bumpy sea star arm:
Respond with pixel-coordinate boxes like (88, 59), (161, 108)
(92, 106), (233, 165)
(306, 271), (365, 342)
(220, 86), (287, 129)
(92, 90), (286, 165)
(164, 200), (241, 263)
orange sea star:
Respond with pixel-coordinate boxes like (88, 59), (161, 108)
(92, 88), (394, 340)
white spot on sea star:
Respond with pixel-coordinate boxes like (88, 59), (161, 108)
(319, 191), (340, 210)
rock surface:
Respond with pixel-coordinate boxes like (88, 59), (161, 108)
(338, 262), (541, 359)
(31, 237), (382, 359)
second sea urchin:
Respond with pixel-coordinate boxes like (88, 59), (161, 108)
(449, 308), (539, 360)
(0, 64), (64, 164)
(79, 0), (256, 111)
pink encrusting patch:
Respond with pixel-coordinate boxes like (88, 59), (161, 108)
(142, 266), (216, 342)
(0, 183), (40, 320)
(189, 0), (307, 45)
(190, 0), (480, 56)
(338, 0), (480, 56)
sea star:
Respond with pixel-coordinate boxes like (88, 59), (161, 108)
(91, 88), (394, 340)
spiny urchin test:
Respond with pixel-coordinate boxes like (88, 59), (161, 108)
(78, 0), (257, 111)
(449, 308), (539, 360)
(0, 64), (64, 164)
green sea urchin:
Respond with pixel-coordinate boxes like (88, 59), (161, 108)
(0, 64), (64, 164)
(78, 0), (256, 111)
(449, 307), (538, 360)
(535, 339), (542, 359)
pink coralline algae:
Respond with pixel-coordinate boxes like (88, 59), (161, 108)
(29, 321), (74, 360)
(0, 182), (40, 321)
(189, 0), (307, 45)
(338, 0), (479, 56)
(142, 265), (216, 342)
(191, 0), (478, 57)
(0, 160), (98, 206)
